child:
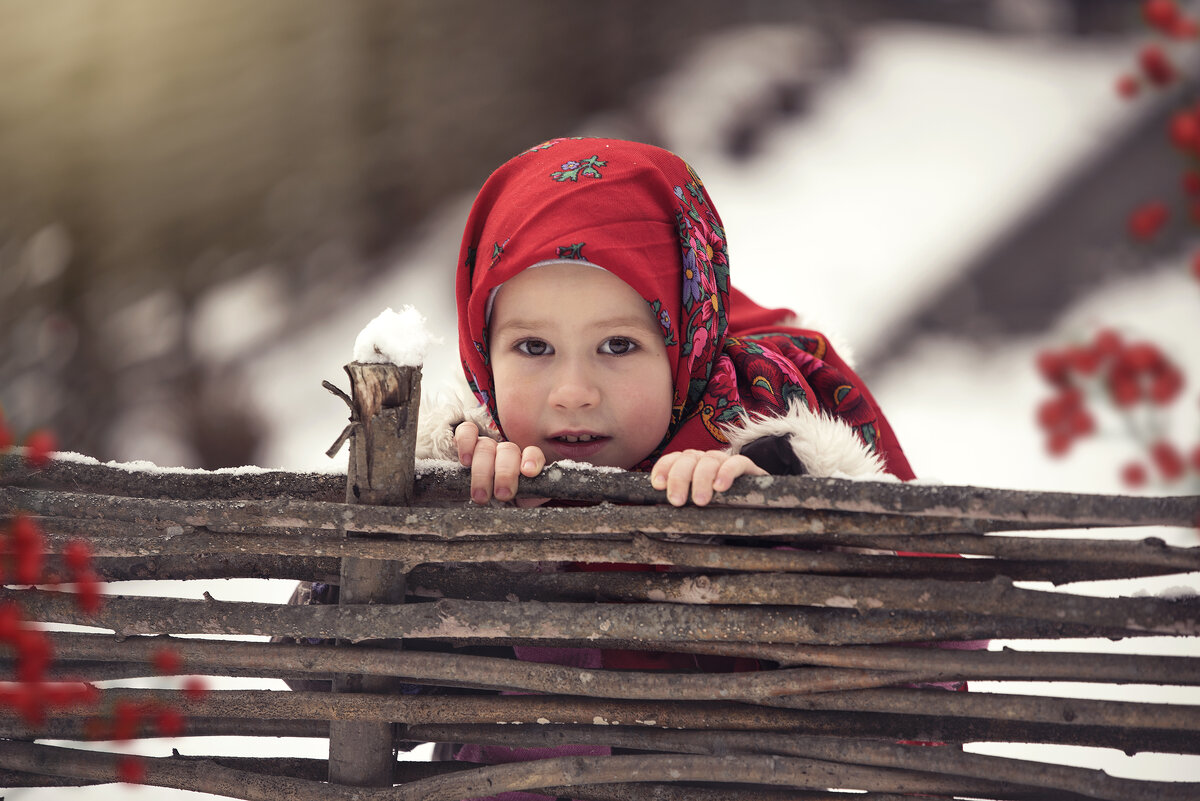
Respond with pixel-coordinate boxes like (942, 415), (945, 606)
(408, 138), (917, 799)
(419, 136), (914, 499)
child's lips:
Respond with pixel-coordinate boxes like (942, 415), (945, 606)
(547, 433), (610, 460)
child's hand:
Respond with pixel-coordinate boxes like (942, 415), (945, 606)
(650, 449), (767, 507)
(454, 422), (546, 505)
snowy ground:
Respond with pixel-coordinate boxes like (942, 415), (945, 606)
(26, 23), (1200, 799)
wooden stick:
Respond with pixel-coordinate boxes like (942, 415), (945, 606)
(15, 687), (1198, 753)
(19, 633), (1200, 689)
(2, 739), (1180, 801)
(402, 724), (1193, 801)
(7, 452), (1198, 527)
(36, 520), (1199, 584)
(1, 485), (1016, 542)
(328, 361), (418, 787)
(35, 631), (929, 701)
(405, 569), (1200, 635)
(4, 587), (1133, 644)
(412, 464), (1200, 527)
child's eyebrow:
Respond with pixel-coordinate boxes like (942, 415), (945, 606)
(494, 315), (658, 332)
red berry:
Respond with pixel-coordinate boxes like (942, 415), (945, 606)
(1140, 44), (1177, 85)
(112, 699), (143, 741)
(1171, 17), (1200, 38)
(1068, 408), (1095, 437)
(1144, 0), (1181, 31)
(117, 754), (146, 785)
(1046, 430), (1072, 456)
(1128, 201), (1169, 240)
(75, 575), (102, 615)
(1122, 342), (1164, 371)
(0, 602), (21, 641)
(1149, 367), (1184, 404)
(1121, 462), (1148, 487)
(153, 647), (183, 676)
(1116, 74), (1141, 99)
(183, 676), (208, 702)
(1036, 397), (1066, 429)
(1067, 345), (1100, 375)
(1108, 369), (1141, 407)
(62, 540), (92, 575)
(1035, 349), (1070, 384)
(1092, 328), (1123, 358)
(15, 628), (52, 683)
(23, 429), (56, 469)
(1151, 440), (1186, 480)
(1184, 171), (1200, 196)
(1170, 110), (1199, 148)
(155, 706), (186, 737)
(10, 516), (44, 586)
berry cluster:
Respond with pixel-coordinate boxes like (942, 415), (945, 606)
(1120, 2), (1200, 285)
(1036, 329), (1200, 488)
(2, 411), (204, 785)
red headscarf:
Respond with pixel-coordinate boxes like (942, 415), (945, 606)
(457, 138), (913, 479)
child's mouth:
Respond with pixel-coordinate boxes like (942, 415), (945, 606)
(549, 434), (610, 459)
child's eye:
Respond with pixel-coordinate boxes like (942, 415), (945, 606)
(599, 337), (637, 355)
(515, 339), (553, 356)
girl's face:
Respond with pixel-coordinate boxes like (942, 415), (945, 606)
(489, 263), (673, 469)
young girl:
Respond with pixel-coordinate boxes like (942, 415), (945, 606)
(408, 137), (918, 798)
(419, 136), (914, 499)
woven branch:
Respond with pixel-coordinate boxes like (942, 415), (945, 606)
(13, 687), (1197, 753)
(401, 724), (1192, 801)
(3, 587), (1134, 643)
(1, 485), (1014, 544)
(17, 632), (1199, 689)
(31, 522), (1199, 588)
(34, 632), (929, 700)
(405, 568), (1199, 635)
(6, 455), (1199, 527)
(0, 740), (1117, 801)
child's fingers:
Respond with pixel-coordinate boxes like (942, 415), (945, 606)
(492, 441), (522, 501)
(649, 452), (681, 490)
(454, 422), (479, 467)
(713, 454), (767, 492)
(689, 453), (723, 507)
(469, 437), (497, 504)
(520, 446), (546, 477)
(664, 450), (702, 507)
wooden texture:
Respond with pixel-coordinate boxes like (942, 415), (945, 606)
(2, 403), (1199, 798)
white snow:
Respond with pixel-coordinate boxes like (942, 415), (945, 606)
(49, 450), (290, 475)
(351, 305), (440, 366)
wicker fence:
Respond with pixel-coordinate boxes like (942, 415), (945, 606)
(1, 362), (1199, 800)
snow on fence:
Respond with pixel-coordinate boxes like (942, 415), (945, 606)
(2, 360), (1199, 800)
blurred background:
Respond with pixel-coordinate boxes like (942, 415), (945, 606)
(4, 3), (1200, 795)
(0, 0), (1193, 486)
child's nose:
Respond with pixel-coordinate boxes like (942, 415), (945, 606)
(548, 361), (600, 409)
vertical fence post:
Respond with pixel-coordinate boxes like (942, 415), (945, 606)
(328, 361), (420, 787)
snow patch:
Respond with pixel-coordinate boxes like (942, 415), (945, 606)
(353, 306), (440, 367)
(50, 451), (298, 476)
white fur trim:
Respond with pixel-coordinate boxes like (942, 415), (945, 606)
(416, 372), (498, 461)
(722, 401), (893, 481)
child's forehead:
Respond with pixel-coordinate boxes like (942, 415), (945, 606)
(489, 262), (657, 328)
